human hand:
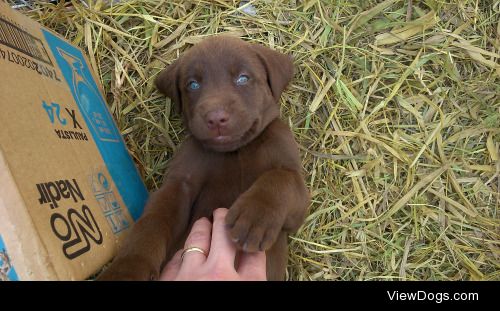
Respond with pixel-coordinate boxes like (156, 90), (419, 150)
(160, 208), (267, 281)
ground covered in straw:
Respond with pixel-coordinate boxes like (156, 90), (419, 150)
(18, 0), (500, 280)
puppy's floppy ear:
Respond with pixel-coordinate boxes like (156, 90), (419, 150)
(155, 60), (182, 113)
(251, 43), (294, 102)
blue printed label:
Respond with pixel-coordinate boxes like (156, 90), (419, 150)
(42, 30), (148, 221)
(90, 171), (130, 234)
(0, 234), (19, 281)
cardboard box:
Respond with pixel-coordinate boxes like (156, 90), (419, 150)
(0, 2), (148, 280)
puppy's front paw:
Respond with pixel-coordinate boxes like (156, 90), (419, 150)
(225, 196), (285, 252)
(96, 256), (159, 281)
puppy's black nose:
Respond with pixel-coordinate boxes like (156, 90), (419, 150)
(206, 109), (229, 130)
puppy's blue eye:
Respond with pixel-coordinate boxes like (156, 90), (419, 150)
(188, 81), (200, 90)
(236, 75), (249, 85)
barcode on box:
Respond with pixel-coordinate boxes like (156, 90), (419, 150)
(0, 16), (52, 65)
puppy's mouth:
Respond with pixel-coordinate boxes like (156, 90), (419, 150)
(205, 119), (259, 151)
(213, 135), (233, 144)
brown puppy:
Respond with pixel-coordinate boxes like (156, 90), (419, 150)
(97, 36), (310, 281)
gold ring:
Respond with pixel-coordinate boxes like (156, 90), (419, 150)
(181, 246), (208, 261)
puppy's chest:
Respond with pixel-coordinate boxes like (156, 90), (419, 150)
(190, 144), (271, 222)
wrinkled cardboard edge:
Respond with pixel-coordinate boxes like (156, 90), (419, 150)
(0, 146), (59, 280)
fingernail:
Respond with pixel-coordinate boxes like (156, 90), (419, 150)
(215, 208), (227, 216)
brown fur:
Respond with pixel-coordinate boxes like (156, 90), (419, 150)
(97, 36), (310, 281)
